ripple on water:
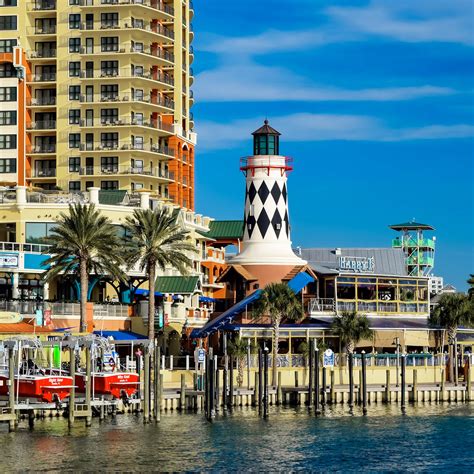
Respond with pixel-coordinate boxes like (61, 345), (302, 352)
(0, 404), (473, 472)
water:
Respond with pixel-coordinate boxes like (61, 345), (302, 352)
(1, 405), (473, 472)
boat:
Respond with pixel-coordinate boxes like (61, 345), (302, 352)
(73, 336), (140, 402)
(0, 338), (74, 405)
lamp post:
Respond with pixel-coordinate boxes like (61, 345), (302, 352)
(393, 337), (401, 387)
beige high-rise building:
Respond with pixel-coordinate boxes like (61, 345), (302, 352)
(0, 0), (196, 209)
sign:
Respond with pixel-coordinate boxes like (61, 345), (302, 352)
(338, 256), (375, 273)
(197, 348), (206, 363)
(35, 309), (43, 326)
(0, 253), (18, 268)
(323, 349), (335, 368)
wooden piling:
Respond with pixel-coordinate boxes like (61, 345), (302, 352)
(263, 348), (269, 418)
(85, 347), (92, 427)
(321, 367), (326, 408)
(466, 363), (471, 401)
(294, 371), (299, 388)
(223, 354), (228, 410)
(412, 369), (418, 403)
(229, 355), (234, 411)
(361, 351), (367, 415)
(8, 346), (16, 431)
(314, 348), (320, 414)
(348, 352), (354, 409)
(258, 349), (262, 414)
(253, 372), (259, 407)
(180, 374), (186, 411)
(68, 346), (75, 426)
(401, 354), (406, 410)
(308, 340), (314, 407)
(330, 370), (335, 404)
(277, 371), (282, 405)
(385, 369), (391, 403)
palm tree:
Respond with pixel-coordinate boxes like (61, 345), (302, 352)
(42, 203), (125, 333)
(467, 274), (474, 300)
(228, 337), (256, 387)
(429, 293), (473, 382)
(331, 311), (373, 355)
(253, 283), (304, 385)
(123, 208), (196, 341)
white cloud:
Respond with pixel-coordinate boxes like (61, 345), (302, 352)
(197, 113), (474, 150)
(194, 61), (455, 103)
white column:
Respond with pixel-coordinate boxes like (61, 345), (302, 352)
(140, 192), (150, 209)
(12, 273), (19, 299)
(43, 282), (50, 300)
(88, 187), (100, 204)
(15, 186), (26, 205)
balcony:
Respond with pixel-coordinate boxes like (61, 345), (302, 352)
(80, 117), (173, 132)
(82, 20), (174, 40)
(26, 144), (56, 154)
(27, 0), (56, 11)
(26, 120), (56, 130)
(27, 25), (57, 35)
(27, 97), (57, 106)
(80, 68), (174, 86)
(28, 49), (57, 59)
(80, 94), (174, 110)
(79, 0), (174, 16)
(26, 73), (56, 82)
(31, 168), (57, 178)
(79, 165), (173, 179)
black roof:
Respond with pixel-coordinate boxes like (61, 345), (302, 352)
(252, 119), (281, 136)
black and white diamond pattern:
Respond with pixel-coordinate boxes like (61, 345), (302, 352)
(271, 208), (282, 238)
(256, 208), (270, 238)
(246, 215), (256, 238)
(248, 182), (257, 203)
(271, 182), (281, 204)
(282, 183), (287, 203)
(284, 210), (289, 237)
(257, 181), (270, 204)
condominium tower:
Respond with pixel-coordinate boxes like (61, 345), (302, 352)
(0, 0), (195, 209)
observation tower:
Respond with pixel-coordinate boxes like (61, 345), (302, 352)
(390, 221), (436, 277)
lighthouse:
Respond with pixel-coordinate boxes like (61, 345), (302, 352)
(231, 120), (306, 273)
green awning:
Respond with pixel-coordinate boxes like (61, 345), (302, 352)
(155, 276), (200, 294)
(99, 190), (127, 205)
(205, 220), (244, 240)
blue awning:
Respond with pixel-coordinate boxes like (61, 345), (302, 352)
(199, 296), (217, 303)
(93, 330), (147, 340)
(191, 290), (262, 338)
(288, 271), (314, 294)
(135, 288), (163, 297)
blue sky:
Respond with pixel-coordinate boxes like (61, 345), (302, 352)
(191, 0), (474, 290)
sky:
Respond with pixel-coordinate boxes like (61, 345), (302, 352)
(191, 0), (474, 291)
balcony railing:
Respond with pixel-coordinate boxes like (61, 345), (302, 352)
(28, 49), (57, 59)
(26, 73), (56, 82)
(80, 94), (174, 109)
(27, 25), (57, 35)
(27, 97), (57, 106)
(26, 144), (56, 154)
(80, 165), (173, 179)
(79, 0), (174, 16)
(27, 120), (56, 130)
(80, 68), (174, 86)
(79, 142), (174, 156)
(28, 0), (56, 11)
(31, 168), (56, 178)
(79, 117), (173, 132)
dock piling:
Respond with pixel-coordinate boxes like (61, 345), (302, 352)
(321, 367), (326, 409)
(68, 345), (75, 426)
(263, 347), (269, 419)
(361, 351), (367, 415)
(85, 347), (92, 427)
(348, 352), (354, 409)
(154, 345), (161, 422)
(8, 344), (16, 431)
(143, 344), (150, 424)
(401, 354), (406, 411)
(314, 347), (320, 414)
(308, 340), (314, 407)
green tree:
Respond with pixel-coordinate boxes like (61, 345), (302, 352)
(331, 311), (373, 355)
(123, 208), (195, 341)
(253, 283), (304, 385)
(42, 203), (125, 333)
(228, 337), (256, 387)
(429, 293), (473, 382)
(467, 274), (474, 300)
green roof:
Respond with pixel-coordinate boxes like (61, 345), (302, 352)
(206, 220), (244, 240)
(155, 276), (200, 294)
(389, 222), (434, 231)
(99, 190), (127, 205)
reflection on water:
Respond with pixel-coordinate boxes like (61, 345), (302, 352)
(1, 404), (473, 472)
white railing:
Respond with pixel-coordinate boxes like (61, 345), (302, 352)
(308, 298), (336, 313)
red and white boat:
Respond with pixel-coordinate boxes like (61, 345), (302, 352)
(75, 371), (140, 400)
(0, 373), (74, 403)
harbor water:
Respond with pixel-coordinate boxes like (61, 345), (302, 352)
(1, 404), (473, 472)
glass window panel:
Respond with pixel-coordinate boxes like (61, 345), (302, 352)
(337, 283), (356, 300)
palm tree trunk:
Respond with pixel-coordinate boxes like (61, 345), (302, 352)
(79, 258), (88, 333)
(148, 261), (156, 342)
(272, 317), (280, 387)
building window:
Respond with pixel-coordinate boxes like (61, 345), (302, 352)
(101, 84), (118, 100)
(69, 157), (80, 172)
(101, 36), (118, 52)
(100, 60), (118, 77)
(0, 158), (16, 173)
(69, 61), (80, 77)
(0, 135), (16, 149)
(69, 133), (80, 149)
(101, 156), (118, 173)
(69, 37), (81, 53)
(101, 12), (118, 27)
(0, 16), (17, 30)
(0, 87), (16, 101)
(25, 222), (57, 244)
(69, 109), (80, 125)
(0, 39), (16, 52)
(69, 0), (79, 4)
(85, 181), (94, 189)
(69, 181), (81, 192)
(0, 111), (16, 125)
(69, 14), (81, 29)
(0, 1), (18, 5)
(100, 108), (118, 125)
(100, 132), (118, 149)
(0, 63), (16, 77)
(101, 180), (119, 190)
(69, 85), (80, 100)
